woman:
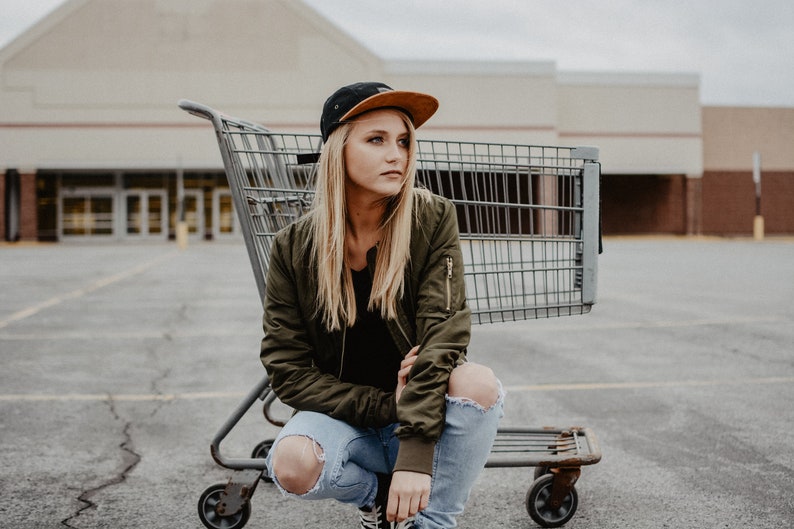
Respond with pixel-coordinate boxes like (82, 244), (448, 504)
(261, 82), (503, 529)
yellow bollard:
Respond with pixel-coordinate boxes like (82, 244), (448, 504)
(753, 216), (764, 241)
(176, 221), (189, 250)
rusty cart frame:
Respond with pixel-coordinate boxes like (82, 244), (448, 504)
(179, 99), (602, 529)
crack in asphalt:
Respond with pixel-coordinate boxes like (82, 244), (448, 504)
(148, 365), (174, 418)
(60, 302), (184, 527)
(60, 397), (142, 528)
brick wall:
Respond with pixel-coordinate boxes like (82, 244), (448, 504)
(702, 171), (794, 235)
(0, 172), (5, 240)
(600, 174), (687, 234)
(19, 173), (38, 240)
(686, 176), (703, 235)
(2, 171), (39, 241)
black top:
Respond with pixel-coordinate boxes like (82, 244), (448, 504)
(341, 268), (402, 392)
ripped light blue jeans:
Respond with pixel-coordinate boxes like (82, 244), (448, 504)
(266, 384), (504, 529)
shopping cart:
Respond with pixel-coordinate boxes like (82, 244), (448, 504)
(179, 99), (602, 529)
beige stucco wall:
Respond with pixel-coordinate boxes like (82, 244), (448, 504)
(1, 0), (706, 175)
(1, 0), (379, 122)
(0, 0), (384, 169)
(558, 73), (703, 175)
(383, 60), (559, 145)
(702, 106), (794, 171)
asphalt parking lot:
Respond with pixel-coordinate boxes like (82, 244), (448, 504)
(1, 237), (793, 528)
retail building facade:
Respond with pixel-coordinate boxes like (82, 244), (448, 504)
(2, 0), (792, 242)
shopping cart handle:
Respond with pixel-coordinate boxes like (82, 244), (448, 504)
(177, 99), (216, 121)
(571, 146), (600, 162)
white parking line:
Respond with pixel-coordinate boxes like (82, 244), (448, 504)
(474, 315), (788, 333)
(0, 391), (248, 402)
(504, 375), (794, 392)
(1, 376), (791, 403)
(0, 250), (178, 329)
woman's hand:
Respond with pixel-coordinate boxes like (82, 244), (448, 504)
(395, 346), (419, 403)
(391, 347), (429, 521)
(387, 470), (431, 522)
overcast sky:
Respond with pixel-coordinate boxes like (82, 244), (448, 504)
(1, 0), (792, 107)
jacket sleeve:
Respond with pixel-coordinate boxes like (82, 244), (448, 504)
(260, 225), (397, 428)
(393, 195), (471, 474)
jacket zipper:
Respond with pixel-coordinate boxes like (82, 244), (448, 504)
(393, 317), (411, 349)
(445, 256), (453, 312)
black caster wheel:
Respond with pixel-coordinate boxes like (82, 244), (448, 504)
(251, 439), (274, 482)
(198, 483), (251, 529)
(251, 439), (274, 459)
(533, 466), (551, 480)
(525, 473), (578, 528)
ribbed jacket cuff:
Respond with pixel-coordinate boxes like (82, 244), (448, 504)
(394, 437), (436, 475)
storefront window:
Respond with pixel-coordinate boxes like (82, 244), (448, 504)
(62, 195), (114, 236)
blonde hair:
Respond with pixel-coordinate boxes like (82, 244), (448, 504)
(309, 112), (427, 331)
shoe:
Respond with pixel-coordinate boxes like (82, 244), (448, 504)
(358, 473), (392, 529)
(393, 518), (415, 529)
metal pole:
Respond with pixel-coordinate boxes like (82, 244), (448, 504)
(752, 151), (764, 240)
(176, 159), (188, 249)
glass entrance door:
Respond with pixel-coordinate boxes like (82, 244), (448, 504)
(181, 189), (205, 239)
(125, 190), (168, 238)
(60, 192), (115, 238)
(212, 189), (239, 239)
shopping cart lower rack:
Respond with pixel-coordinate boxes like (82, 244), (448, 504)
(180, 99), (603, 529)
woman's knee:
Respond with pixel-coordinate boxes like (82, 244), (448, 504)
(271, 435), (325, 494)
(448, 363), (500, 408)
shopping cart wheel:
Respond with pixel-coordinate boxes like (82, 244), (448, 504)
(533, 466), (551, 480)
(525, 474), (578, 528)
(251, 439), (275, 482)
(198, 483), (251, 529)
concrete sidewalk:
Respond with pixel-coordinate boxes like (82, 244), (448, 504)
(1, 238), (793, 528)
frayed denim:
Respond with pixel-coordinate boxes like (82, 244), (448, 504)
(266, 382), (504, 528)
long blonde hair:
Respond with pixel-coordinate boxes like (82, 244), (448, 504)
(309, 112), (426, 331)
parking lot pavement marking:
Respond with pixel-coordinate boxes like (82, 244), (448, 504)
(473, 315), (788, 334)
(1, 376), (791, 403)
(0, 391), (249, 402)
(504, 375), (794, 392)
(0, 250), (178, 329)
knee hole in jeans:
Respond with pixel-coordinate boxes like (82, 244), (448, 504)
(448, 363), (500, 409)
(271, 434), (325, 495)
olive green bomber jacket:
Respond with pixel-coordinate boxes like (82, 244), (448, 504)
(260, 192), (471, 476)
